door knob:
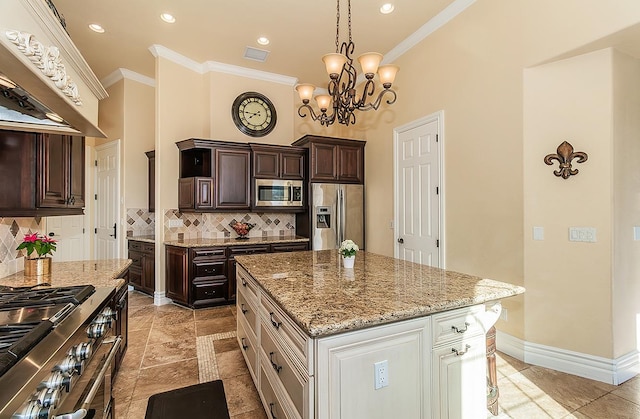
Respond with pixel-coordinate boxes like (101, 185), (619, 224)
(397, 238), (404, 244)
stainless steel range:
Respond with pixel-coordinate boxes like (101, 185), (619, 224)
(0, 284), (121, 419)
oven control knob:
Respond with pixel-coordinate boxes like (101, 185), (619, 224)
(92, 314), (112, 327)
(56, 356), (84, 375)
(14, 400), (52, 419)
(86, 322), (106, 338)
(68, 341), (93, 360)
(34, 387), (61, 409)
(41, 371), (73, 392)
(101, 307), (116, 319)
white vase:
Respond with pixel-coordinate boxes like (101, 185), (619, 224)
(342, 255), (355, 269)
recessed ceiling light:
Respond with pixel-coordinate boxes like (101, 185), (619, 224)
(380, 3), (395, 14)
(88, 23), (105, 33)
(160, 13), (176, 23)
(257, 37), (270, 46)
(45, 112), (64, 123)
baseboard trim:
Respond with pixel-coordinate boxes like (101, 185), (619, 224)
(496, 331), (639, 385)
(153, 291), (172, 306)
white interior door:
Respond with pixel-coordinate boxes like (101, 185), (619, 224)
(394, 113), (442, 267)
(46, 215), (85, 261)
(95, 141), (120, 259)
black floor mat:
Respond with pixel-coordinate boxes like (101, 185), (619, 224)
(145, 380), (231, 419)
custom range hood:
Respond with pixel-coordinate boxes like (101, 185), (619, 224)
(0, 0), (107, 137)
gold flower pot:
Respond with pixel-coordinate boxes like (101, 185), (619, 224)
(25, 257), (52, 277)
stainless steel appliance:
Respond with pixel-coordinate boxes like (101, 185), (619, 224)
(311, 183), (364, 250)
(255, 179), (303, 207)
(0, 284), (120, 419)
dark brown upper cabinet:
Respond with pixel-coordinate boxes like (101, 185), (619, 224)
(0, 130), (85, 216)
(176, 139), (251, 212)
(292, 135), (365, 184)
(250, 143), (305, 180)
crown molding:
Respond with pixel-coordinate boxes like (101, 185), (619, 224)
(383, 0), (476, 64)
(149, 44), (297, 86)
(101, 68), (155, 89)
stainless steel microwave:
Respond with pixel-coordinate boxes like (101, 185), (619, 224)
(255, 179), (303, 207)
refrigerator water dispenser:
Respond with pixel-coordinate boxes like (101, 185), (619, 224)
(316, 206), (332, 228)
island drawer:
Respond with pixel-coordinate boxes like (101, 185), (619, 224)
(432, 305), (485, 346)
(237, 289), (258, 336)
(261, 324), (307, 417)
(228, 244), (271, 257)
(237, 265), (259, 304)
(191, 247), (226, 260)
(192, 260), (226, 279)
(237, 315), (258, 381)
(192, 280), (227, 304)
(260, 294), (308, 365)
(270, 242), (309, 253)
(260, 361), (301, 419)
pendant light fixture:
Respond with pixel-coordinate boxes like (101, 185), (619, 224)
(296, 0), (399, 126)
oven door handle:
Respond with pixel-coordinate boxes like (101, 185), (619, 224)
(54, 409), (88, 419)
(80, 336), (122, 410)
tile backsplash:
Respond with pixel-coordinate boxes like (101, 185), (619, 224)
(0, 217), (45, 278)
(164, 210), (295, 241)
(126, 208), (155, 237)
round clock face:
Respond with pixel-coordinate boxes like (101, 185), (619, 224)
(231, 92), (277, 137)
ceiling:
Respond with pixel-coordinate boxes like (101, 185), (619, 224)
(54, 0), (457, 88)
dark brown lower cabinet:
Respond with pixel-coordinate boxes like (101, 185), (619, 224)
(127, 241), (155, 295)
(165, 241), (309, 308)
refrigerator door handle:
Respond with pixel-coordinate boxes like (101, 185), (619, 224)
(339, 188), (346, 245)
(336, 189), (341, 247)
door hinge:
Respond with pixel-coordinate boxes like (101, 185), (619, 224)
(94, 160), (97, 166)
(82, 228), (85, 234)
(436, 186), (439, 195)
(94, 194), (97, 200)
(436, 239), (440, 248)
(94, 228), (97, 234)
(436, 134), (439, 142)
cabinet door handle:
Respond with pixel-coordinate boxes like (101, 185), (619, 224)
(452, 344), (471, 356)
(109, 222), (117, 239)
(241, 304), (248, 314)
(269, 312), (281, 329)
(451, 322), (470, 334)
(269, 352), (282, 373)
(241, 337), (248, 351)
(269, 402), (278, 419)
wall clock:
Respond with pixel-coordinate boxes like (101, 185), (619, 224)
(231, 91), (277, 137)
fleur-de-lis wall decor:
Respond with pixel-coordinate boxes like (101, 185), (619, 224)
(543, 141), (588, 179)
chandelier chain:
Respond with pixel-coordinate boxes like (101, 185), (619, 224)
(347, 0), (352, 43)
(335, 0), (340, 53)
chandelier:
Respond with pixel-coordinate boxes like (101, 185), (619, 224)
(296, 0), (399, 126)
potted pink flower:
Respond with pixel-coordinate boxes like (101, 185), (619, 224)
(16, 233), (57, 276)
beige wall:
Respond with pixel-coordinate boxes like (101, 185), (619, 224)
(612, 50), (640, 358)
(523, 49), (614, 357)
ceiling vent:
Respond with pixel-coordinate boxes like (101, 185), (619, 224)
(243, 47), (269, 62)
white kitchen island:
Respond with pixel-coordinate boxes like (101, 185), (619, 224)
(234, 250), (524, 419)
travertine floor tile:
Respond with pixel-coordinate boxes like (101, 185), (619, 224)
(576, 393), (640, 418)
(214, 336), (241, 353)
(196, 315), (237, 336)
(496, 371), (573, 418)
(131, 358), (199, 401)
(126, 398), (149, 419)
(612, 376), (640, 405)
(147, 322), (195, 345)
(223, 373), (264, 417)
(141, 338), (197, 368)
(231, 408), (268, 419)
(496, 351), (529, 378)
(216, 349), (250, 379)
(194, 304), (236, 320)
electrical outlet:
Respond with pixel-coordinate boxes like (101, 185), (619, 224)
(500, 308), (508, 322)
(374, 360), (389, 390)
(568, 227), (596, 243)
(168, 219), (183, 228)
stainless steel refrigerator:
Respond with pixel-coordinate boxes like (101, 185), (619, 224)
(311, 183), (364, 250)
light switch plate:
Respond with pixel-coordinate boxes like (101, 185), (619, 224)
(569, 227), (596, 243)
(634, 227), (640, 241)
(533, 227), (544, 241)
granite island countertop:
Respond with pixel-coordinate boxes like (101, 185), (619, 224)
(235, 250), (525, 337)
(164, 235), (309, 248)
(0, 259), (131, 290)
(127, 235), (155, 244)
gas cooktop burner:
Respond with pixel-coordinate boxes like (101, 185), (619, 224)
(0, 285), (95, 311)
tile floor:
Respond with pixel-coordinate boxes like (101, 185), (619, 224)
(114, 291), (640, 419)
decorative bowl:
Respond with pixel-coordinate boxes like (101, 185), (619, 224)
(230, 222), (255, 240)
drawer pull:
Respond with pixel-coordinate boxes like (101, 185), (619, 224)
(269, 312), (281, 329)
(241, 337), (248, 351)
(269, 402), (278, 419)
(204, 268), (214, 274)
(452, 344), (471, 356)
(451, 322), (470, 334)
(241, 304), (248, 314)
(269, 352), (282, 373)
(241, 278), (247, 286)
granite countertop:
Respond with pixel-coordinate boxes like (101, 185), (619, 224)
(235, 250), (525, 338)
(127, 235), (155, 244)
(0, 259), (131, 290)
(164, 235), (309, 248)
